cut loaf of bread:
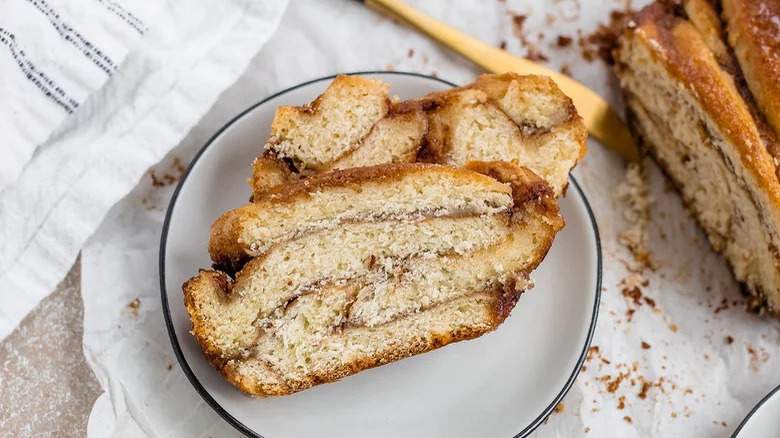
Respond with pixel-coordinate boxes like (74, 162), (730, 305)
(250, 73), (586, 200)
(614, 1), (780, 316)
(186, 161), (564, 396)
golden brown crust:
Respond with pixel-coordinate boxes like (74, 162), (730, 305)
(629, 3), (780, 207)
(722, 0), (780, 138)
(182, 269), (232, 359)
(464, 161), (559, 216)
(250, 154), (294, 202)
(210, 162), (512, 273)
(683, 0), (732, 65)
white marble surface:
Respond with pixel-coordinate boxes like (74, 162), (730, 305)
(81, 0), (780, 436)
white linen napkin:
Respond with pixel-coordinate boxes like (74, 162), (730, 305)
(0, 0), (157, 191)
(82, 0), (780, 436)
(0, 0), (288, 341)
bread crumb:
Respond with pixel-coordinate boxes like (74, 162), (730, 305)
(638, 381), (652, 399)
(407, 48), (414, 58)
(557, 35), (573, 47)
(167, 364), (173, 371)
(554, 402), (565, 413)
(617, 161), (653, 269)
(641, 341), (651, 349)
(623, 416), (633, 424)
(725, 335), (734, 344)
(126, 298), (140, 319)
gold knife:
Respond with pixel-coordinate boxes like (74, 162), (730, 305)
(364, 0), (639, 161)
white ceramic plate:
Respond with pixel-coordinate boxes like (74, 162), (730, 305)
(160, 72), (602, 438)
(732, 385), (780, 438)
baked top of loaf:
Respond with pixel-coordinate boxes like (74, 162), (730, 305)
(250, 73), (586, 199)
(614, 1), (780, 316)
(185, 161), (563, 396)
(624, 2), (780, 207)
(722, 0), (780, 138)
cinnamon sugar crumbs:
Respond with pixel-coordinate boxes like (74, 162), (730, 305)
(638, 381), (652, 399)
(603, 373), (627, 393)
(617, 395), (626, 409)
(557, 35), (573, 47)
(511, 14), (527, 39)
(578, 9), (634, 64)
(554, 403), (565, 413)
(587, 346), (600, 361)
(148, 156), (187, 190)
(508, 12), (549, 62)
(623, 416), (633, 424)
(622, 286), (643, 305)
(746, 345), (770, 371)
(617, 161), (653, 270)
(126, 298), (140, 319)
(526, 47), (549, 62)
(713, 298), (730, 313)
(641, 341), (651, 349)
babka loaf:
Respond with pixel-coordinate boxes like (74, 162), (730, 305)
(614, 0), (780, 316)
(250, 73), (586, 199)
(187, 161), (564, 396)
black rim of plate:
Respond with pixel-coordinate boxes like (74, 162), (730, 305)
(731, 384), (780, 437)
(159, 71), (603, 438)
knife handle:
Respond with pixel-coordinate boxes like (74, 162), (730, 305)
(364, 0), (639, 161)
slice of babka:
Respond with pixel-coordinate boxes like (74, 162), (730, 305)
(250, 75), (428, 200)
(186, 161), (564, 396)
(250, 73), (586, 200)
(417, 73), (587, 195)
(614, 1), (780, 316)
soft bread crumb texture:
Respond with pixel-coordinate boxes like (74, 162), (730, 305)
(185, 162), (564, 395)
(614, 2), (780, 315)
(210, 163), (513, 273)
(268, 75), (391, 171)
